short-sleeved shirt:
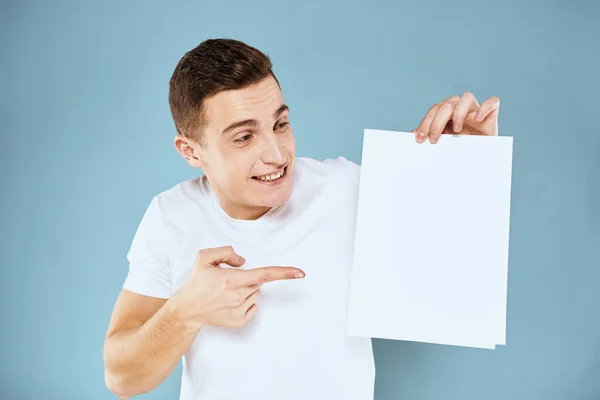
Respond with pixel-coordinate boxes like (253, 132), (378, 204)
(123, 156), (375, 400)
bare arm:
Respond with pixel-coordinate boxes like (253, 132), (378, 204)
(103, 247), (305, 398)
(103, 289), (200, 398)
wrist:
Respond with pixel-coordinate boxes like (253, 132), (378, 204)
(165, 292), (204, 334)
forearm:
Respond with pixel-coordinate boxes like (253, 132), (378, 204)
(104, 296), (200, 397)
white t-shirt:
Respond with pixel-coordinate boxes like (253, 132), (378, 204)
(123, 156), (375, 400)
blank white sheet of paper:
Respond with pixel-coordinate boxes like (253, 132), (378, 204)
(347, 129), (513, 349)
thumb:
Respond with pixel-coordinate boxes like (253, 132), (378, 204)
(195, 246), (246, 268)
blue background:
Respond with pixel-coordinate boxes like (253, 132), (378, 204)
(2, 0), (599, 399)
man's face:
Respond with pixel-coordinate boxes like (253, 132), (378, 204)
(184, 75), (296, 219)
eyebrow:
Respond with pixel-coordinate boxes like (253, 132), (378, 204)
(221, 104), (289, 135)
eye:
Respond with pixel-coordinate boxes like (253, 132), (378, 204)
(234, 134), (253, 143)
(275, 121), (289, 132)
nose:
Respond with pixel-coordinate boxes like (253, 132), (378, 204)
(260, 132), (287, 166)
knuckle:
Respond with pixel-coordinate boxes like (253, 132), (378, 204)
(244, 305), (256, 321)
(241, 306), (250, 318)
(428, 104), (440, 114)
(232, 294), (243, 306)
(234, 307), (244, 319)
(453, 107), (466, 117)
(441, 102), (455, 111)
(223, 276), (234, 289)
(430, 121), (442, 131)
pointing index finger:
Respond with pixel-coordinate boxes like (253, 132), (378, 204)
(243, 266), (305, 285)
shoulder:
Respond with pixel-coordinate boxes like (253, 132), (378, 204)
(146, 175), (210, 225)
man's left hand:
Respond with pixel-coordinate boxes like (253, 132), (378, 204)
(412, 92), (500, 144)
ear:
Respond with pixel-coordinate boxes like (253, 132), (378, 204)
(174, 134), (205, 168)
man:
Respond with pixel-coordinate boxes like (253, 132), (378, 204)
(103, 38), (500, 400)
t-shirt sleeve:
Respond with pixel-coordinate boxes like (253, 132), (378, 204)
(122, 196), (173, 299)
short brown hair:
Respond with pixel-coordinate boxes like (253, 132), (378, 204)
(168, 38), (278, 142)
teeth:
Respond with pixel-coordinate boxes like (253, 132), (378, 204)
(257, 169), (284, 181)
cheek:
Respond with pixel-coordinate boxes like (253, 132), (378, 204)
(223, 152), (252, 183)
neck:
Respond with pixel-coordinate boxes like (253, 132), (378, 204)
(209, 181), (271, 220)
(223, 202), (272, 221)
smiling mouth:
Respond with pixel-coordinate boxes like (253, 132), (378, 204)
(252, 166), (287, 182)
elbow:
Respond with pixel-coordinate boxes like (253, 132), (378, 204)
(103, 340), (163, 397)
(105, 369), (133, 399)
(104, 347), (133, 397)
(104, 366), (157, 399)
(103, 341), (140, 398)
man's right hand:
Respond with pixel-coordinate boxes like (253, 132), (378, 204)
(172, 246), (305, 330)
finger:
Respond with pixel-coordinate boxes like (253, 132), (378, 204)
(474, 96), (500, 123)
(243, 266), (305, 285)
(196, 246), (245, 268)
(239, 288), (261, 310)
(230, 301), (259, 329)
(235, 283), (262, 300)
(415, 104), (440, 143)
(244, 303), (259, 322)
(244, 283), (262, 291)
(429, 102), (455, 144)
(441, 94), (460, 104)
(451, 92), (479, 133)
(415, 95), (459, 143)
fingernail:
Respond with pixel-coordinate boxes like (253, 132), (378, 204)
(295, 272), (305, 279)
(430, 136), (438, 144)
(476, 112), (484, 122)
(417, 132), (426, 142)
(453, 123), (461, 132)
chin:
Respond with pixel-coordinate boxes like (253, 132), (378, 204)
(261, 188), (292, 208)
